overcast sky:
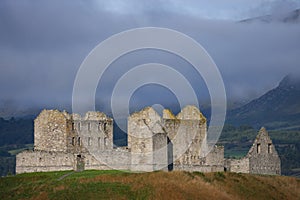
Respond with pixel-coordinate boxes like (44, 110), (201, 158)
(0, 0), (300, 117)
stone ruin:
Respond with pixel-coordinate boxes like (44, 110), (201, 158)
(16, 105), (281, 175)
(225, 127), (281, 175)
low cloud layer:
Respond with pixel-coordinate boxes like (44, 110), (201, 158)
(0, 0), (300, 116)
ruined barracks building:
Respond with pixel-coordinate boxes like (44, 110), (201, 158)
(225, 127), (281, 175)
(16, 105), (281, 175)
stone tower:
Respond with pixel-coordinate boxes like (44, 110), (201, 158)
(128, 107), (168, 171)
(17, 109), (114, 173)
(163, 106), (208, 169)
(34, 110), (70, 152)
(127, 105), (224, 172)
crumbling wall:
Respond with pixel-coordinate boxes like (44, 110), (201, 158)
(84, 150), (130, 171)
(126, 105), (224, 172)
(169, 120), (205, 166)
(248, 127), (281, 175)
(163, 106), (209, 168)
(69, 111), (113, 154)
(226, 158), (250, 173)
(34, 110), (69, 152)
(81, 140), (131, 171)
(19, 107), (282, 175)
(225, 127), (281, 175)
(153, 133), (168, 171)
(16, 150), (74, 174)
(205, 145), (224, 166)
(128, 107), (167, 171)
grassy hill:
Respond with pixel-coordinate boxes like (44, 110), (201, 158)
(1, 170), (299, 200)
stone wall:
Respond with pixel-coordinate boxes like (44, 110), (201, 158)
(163, 106), (210, 168)
(248, 127), (281, 175)
(128, 107), (166, 171)
(84, 150), (130, 171)
(17, 109), (116, 174)
(34, 110), (114, 154)
(226, 127), (281, 175)
(225, 158), (250, 173)
(20, 106), (225, 173)
(205, 145), (224, 166)
(16, 150), (131, 174)
(67, 111), (113, 154)
(34, 110), (69, 152)
(16, 150), (74, 173)
(17, 107), (280, 175)
(153, 133), (168, 171)
(126, 105), (224, 172)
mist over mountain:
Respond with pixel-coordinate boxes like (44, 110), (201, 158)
(1, 1), (300, 119)
(227, 74), (300, 129)
(240, 8), (300, 23)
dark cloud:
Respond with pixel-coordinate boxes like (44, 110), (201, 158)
(0, 0), (300, 116)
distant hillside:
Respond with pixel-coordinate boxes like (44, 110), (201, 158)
(227, 75), (300, 129)
(222, 75), (300, 176)
(240, 8), (300, 23)
(0, 117), (33, 146)
(1, 170), (299, 200)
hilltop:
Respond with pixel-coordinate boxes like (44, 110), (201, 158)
(1, 170), (299, 200)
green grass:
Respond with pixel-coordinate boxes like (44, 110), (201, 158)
(0, 170), (142, 200)
(0, 170), (299, 200)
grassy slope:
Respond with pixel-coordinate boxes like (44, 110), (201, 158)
(0, 170), (299, 200)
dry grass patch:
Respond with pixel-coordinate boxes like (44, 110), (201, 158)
(1, 170), (299, 200)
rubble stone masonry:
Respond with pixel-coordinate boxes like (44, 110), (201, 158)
(16, 106), (280, 175)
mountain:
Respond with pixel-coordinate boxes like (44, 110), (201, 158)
(0, 101), (40, 119)
(0, 117), (33, 146)
(226, 74), (300, 129)
(240, 8), (300, 23)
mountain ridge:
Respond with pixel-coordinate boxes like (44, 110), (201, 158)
(240, 8), (300, 23)
(227, 74), (300, 129)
